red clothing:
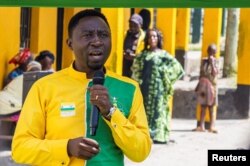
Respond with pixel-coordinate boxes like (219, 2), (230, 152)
(195, 77), (215, 106)
(195, 58), (218, 106)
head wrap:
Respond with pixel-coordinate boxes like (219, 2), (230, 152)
(9, 48), (32, 65)
(129, 14), (143, 26)
(26, 61), (42, 72)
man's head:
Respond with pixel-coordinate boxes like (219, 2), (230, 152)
(35, 50), (55, 71)
(129, 14), (143, 34)
(67, 9), (111, 75)
(207, 44), (217, 57)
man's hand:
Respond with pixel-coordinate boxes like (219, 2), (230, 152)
(67, 137), (100, 160)
(124, 49), (136, 60)
(208, 55), (215, 65)
(89, 85), (112, 117)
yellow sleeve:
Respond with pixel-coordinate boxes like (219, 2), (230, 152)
(135, 29), (145, 55)
(104, 84), (152, 162)
(11, 83), (70, 165)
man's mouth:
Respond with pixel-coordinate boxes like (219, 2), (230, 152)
(88, 50), (104, 62)
(89, 50), (102, 56)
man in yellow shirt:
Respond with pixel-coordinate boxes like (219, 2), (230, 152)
(12, 9), (151, 166)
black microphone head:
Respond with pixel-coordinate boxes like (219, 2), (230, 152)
(93, 70), (105, 85)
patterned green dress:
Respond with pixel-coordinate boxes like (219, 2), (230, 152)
(132, 49), (184, 142)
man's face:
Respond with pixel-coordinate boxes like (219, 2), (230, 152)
(68, 16), (111, 73)
(129, 21), (140, 34)
(207, 45), (217, 56)
(40, 56), (53, 71)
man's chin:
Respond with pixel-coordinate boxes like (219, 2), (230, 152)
(88, 64), (103, 71)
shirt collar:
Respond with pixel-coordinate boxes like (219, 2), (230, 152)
(67, 63), (88, 81)
(67, 63), (109, 81)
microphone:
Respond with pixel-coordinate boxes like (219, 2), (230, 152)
(90, 70), (105, 136)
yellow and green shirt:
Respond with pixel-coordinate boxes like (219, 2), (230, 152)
(12, 64), (151, 166)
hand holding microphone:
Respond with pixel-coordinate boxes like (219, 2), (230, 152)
(89, 71), (113, 136)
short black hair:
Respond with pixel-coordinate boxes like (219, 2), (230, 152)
(35, 50), (55, 63)
(68, 9), (110, 38)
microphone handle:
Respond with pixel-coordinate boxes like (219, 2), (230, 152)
(90, 105), (100, 136)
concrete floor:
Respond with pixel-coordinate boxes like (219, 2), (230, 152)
(125, 119), (250, 166)
(1, 119), (249, 165)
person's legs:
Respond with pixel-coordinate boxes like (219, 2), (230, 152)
(193, 105), (206, 132)
(208, 106), (218, 133)
(199, 105), (206, 131)
(151, 106), (168, 144)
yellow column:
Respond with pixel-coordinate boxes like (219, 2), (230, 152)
(176, 8), (190, 51)
(123, 8), (131, 35)
(62, 8), (86, 69)
(156, 8), (177, 55)
(0, 7), (20, 89)
(201, 8), (222, 58)
(30, 8), (57, 69)
(238, 9), (250, 85)
(175, 8), (191, 68)
(196, 8), (222, 124)
(102, 8), (125, 74)
(146, 8), (154, 29)
(236, 9), (250, 118)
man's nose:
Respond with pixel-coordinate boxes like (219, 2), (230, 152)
(91, 34), (103, 46)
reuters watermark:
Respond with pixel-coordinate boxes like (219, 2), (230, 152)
(208, 150), (249, 166)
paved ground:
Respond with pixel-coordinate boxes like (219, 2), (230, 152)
(1, 119), (249, 166)
(0, 75), (246, 166)
(125, 118), (250, 166)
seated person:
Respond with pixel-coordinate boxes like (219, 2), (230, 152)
(0, 61), (42, 118)
(35, 50), (55, 72)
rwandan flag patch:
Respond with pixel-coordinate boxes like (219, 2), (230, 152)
(60, 103), (75, 117)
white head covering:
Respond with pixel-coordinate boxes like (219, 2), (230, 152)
(26, 61), (42, 71)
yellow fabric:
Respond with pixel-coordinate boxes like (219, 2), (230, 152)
(123, 28), (145, 56)
(12, 64), (151, 165)
(135, 29), (145, 55)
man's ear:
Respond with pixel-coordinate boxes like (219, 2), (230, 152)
(66, 38), (73, 50)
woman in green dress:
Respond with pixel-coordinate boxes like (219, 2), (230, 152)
(131, 28), (184, 144)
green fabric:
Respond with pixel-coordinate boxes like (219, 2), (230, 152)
(86, 76), (135, 166)
(132, 50), (184, 142)
(1, 0), (249, 8)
